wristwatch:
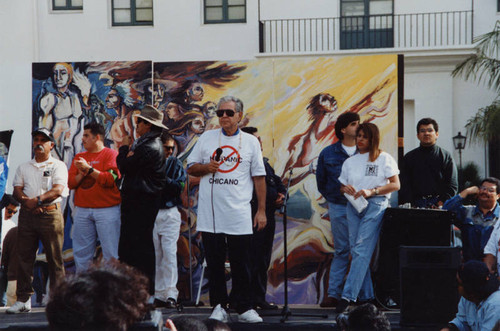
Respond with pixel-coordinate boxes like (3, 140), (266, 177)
(87, 167), (94, 176)
(373, 187), (380, 195)
(37, 196), (42, 206)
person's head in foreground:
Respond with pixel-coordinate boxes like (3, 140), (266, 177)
(337, 303), (391, 331)
(46, 260), (151, 331)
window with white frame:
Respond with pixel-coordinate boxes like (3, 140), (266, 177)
(204, 0), (246, 24)
(112, 0), (153, 26)
(52, 0), (83, 10)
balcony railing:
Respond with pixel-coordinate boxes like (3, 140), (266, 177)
(259, 10), (473, 53)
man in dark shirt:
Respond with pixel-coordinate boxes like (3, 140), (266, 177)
(117, 105), (167, 295)
(241, 126), (285, 310)
(400, 118), (458, 208)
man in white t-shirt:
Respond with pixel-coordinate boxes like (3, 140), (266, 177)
(7, 128), (68, 314)
(187, 96), (266, 323)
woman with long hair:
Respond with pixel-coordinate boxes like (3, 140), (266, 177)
(336, 122), (400, 313)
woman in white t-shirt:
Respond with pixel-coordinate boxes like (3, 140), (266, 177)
(336, 122), (400, 313)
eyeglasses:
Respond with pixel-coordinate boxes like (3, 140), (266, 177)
(479, 186), (497, 193)
(6, 208), (17, 215)
(163, 146), (175, 151)
(216, 109), (236, 117)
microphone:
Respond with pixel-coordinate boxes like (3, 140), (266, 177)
(215, 148), (223, 162)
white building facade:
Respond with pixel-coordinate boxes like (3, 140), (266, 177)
(0, 0), (499, 182)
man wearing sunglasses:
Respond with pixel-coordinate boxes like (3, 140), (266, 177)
(187, 96), (266, 323)
(152, 133), (186, 308)
(443, 177), (500, 262)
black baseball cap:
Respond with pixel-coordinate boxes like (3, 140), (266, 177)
(32, 128), (55, 142)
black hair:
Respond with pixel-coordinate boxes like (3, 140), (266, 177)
(335, 112), (360, 140)
(481, 177), (500, 194)
(83, 122), (105, 138)
(204, 318), (232, 331)
(241, 126), (258, 135)
(458, 260), (500, 301)
(161, 131), (175, 144)
(417, 118), (439, 133)
(2, 194), (19, 208)
(170, 316), (208, 331)
(347, 303), (391, 331)
(46, 261), (151, 331)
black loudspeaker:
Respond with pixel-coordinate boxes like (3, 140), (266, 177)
(399, 246), (461, 326)
(375, 208), (453, 304)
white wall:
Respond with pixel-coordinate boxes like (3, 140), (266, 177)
(0, 1), (36, 190)
(0, 0), (499, 188)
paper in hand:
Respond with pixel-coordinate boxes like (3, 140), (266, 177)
(344, 193), (368, 213)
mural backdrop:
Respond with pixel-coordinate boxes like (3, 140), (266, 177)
(32, 55), (399, 305)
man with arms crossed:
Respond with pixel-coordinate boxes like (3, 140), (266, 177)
(7, 128), (68, 313)
(68, 122), (121, 272)
(187, 96), (266, 323)
(316, 112), (359, 307)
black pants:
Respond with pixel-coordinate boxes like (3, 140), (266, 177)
(250, 214), (276, 303)
(119, 194), (160, 295)
(202, 232), (252, 314)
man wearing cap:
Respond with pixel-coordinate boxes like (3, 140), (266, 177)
(68, 122), (121, 272)
(7, 128), (68, 314)
(187, 96), (267, 323)
(117, 105), (167, 294)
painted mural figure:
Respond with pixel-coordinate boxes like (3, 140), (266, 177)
(282, 93), (338, 179)
(38, 62), (89, 165)
(105, 81), (138, 149)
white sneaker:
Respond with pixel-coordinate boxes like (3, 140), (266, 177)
(209, 304), (228, 323)
(6, 300), (31, 314)
(238, 309), (263, 323)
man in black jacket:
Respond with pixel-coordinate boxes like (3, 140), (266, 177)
(241, 127), (286, 310)
(400, 118), (458, 208)
(117, 105), (167, 294)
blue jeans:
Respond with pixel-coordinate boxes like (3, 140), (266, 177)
(342, 196), (387, 302)
(327, 203), (349, 299)
(73, 205), (121, 272)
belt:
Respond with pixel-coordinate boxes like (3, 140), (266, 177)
(33, 203), (60, 215)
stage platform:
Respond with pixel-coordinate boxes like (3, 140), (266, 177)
(0, 305), (442, 330)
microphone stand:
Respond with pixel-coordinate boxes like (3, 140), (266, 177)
(276, 167), (328, 322)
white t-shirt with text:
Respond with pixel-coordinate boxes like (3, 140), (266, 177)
(187, 129), (265, 235)
(338, 151), (399, 199)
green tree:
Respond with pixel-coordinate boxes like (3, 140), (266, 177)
(452, 20), (500, 177)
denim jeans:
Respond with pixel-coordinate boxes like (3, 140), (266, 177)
(341, 196), (388, 302)
(327, 203), (349, 299)
(73, 205), (121, 272)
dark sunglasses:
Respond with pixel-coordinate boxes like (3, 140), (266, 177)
(163, 146), (175, 151)
(216, 109), (236, 117)
(6, 208), (17, 214)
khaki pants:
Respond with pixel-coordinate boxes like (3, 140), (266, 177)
(16, 206), (65, 302)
